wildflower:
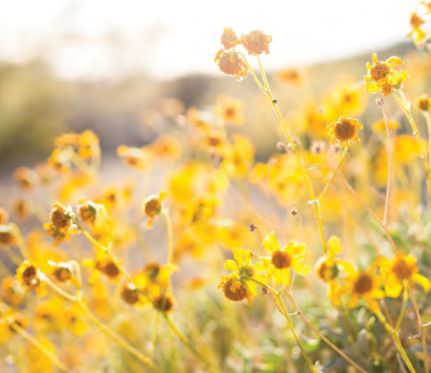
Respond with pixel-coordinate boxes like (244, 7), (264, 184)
(0, 224), (18, 246)
(83, 255), (122, 283)
(218, 248), (266, 306)
(0, 208), (9, 224)
(1, 278), (23, 306)
(77, 130), (100, 160)
(222, 135), (254, 179)
(218, 221), (254, 250)
(50, 203), (73, 230)
(15, 261), (46, 296)
(416, 94), (431, 111)
(48, 261), (75, 285)
(77, 198), (106, 225)
(147, 135), (182, 161)
(221, 27), (241, 49)
(47, 149), (71, 173)
(406, 12), (426, 45)
(339, 266), (384, 314)
(14, 167), (37, 190)
(12, 200), (31, 220)
(276, 68), (305, 85)
(365, 54), (408, 96)
(315, 236), (353, 305)
(393, 135), (427, 164)
(142, 191), (167, 227)
(134, 262), (177, 290)
(327, 116), (362, 146)
(241, 31), (272, 55)
(216, 96), (245, 126)
(376, 254), (430, 298)
(121, 283), (142, 305)
(117, 146), (150, 169)
(153, 292), (175, 313)
(262, 233), (309, 285)
(214, 50), (248, 80)
(371, 119), (401, 132)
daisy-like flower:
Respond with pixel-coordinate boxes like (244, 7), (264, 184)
(364, 53), (409, 96)
(327, 116), (362, 146)
(406, 12), (427, 45)
(142, 191), (167, 227)
(121, 283), (144, 306)
(48, 261), (77, 286)
(45, 203), (77, 246)
(315, 236), (353, 305)
(218, 248), (267, 306)
(214, 50), (248, 80)
(241, 31), (272, 56)
(416, 94), (431, 111)
(15, 261), (46, 296)
(261, 232), (309, 286)
(339, 266), (384, 314)
(221, 27), (241, 50)
(376, 253), (431, 298)
(83, 255), (122, 283)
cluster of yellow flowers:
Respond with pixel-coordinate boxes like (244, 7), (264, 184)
(2, 7), (431, 373)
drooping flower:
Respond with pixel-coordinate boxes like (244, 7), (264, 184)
(221, 27), (241, 50)
(261, 232), (309, 285)
(241, 31), (272, 55)
(15, 261), (46, 296)
(218, 248), (267, 306)
(214, 50), (248, 80)
(406, 12), (427, 45)
(142, 191), (167, 227)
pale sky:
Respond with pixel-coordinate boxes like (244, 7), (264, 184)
(0, 0), (421, 80)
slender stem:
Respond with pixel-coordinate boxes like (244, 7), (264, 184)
(318, 146), (348, 200)
(11, 322), (76, 373)
(276, 295), (319, 373)
(249, 54), (327, 253)
(393, 90), (431, 204)
(244, 277), (317, 372)
(78, 300), (161, 373)
(237, 52), (267, 92)
(408, 286), (429, 373)
(380, 104), (392, 226)
(395, 282), (408, 332)
(375, 310), (417, 373)
(163, 314), (219, 373)
(341, 176), (397, 254)
(285, 291), (370, 373)
(77, 224), (218, 372)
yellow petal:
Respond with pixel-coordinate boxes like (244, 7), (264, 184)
(224, 259), (239, 272)
(413, 273), (431, 292)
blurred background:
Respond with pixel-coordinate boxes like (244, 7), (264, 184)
(0, 0), (426, 173)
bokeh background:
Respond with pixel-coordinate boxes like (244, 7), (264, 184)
(0, 0), (425, 177)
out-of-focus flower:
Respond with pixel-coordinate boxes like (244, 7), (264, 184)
(416, 94), (431, 111)
(142, 191), (167, 227)
(0, 224), (18, 246)
(16, 261), (46, 296)
(376, 254), (430, 297)
(215, 50), (248, 80)
(241, 31), (272, 55)
(406, 12), (427, 45)
(216, 96), (245, 126)
(221, 27), (241, 50)
(117, 146), (151, 170)
(14, 167), (38, 190)
(276, 68), (305, 86)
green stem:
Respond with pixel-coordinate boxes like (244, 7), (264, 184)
(248, 55), (327, 253)
(163, 314), (219, 373)
(393, 90), (431, 205)
(395, 282), (408, 332)
(318, 146), (348, 200)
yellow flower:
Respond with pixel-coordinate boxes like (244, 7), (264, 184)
(121, 283), (144, 306)
(339, 266), (384, 314)
(117, 145), (150, 170)
(214, 49), (248, 80)
(276, 68), (305, 86)
(142, 191), (167, 227)
(216, 96), (245, 126)
(315, 236), (353, 305)
(134, 262), (177, 290)
(83, 255), (122, 283)
(77, 198), (107, 226)
(241, 31), (272, 55)
(15, 261), (46, 296)
(48, 261), (77, 286)
(222, 134), (254, 179)
(221, 27), (241, 50)
(218, 248), (266, 306)
(261, 232), (309, 285)
(0, 224), (18, 246)
(1, 277), (24, 307)
(365, 53), (408, 96)
(327, 116), (362, 146)
(376, 254), (430, 298)
(371, 119), (401, 132)
(14, 167), (38, 190)
(147, 135), (182, 161)
(416, 94), (431, 111)
(406, 12), (427, 45)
